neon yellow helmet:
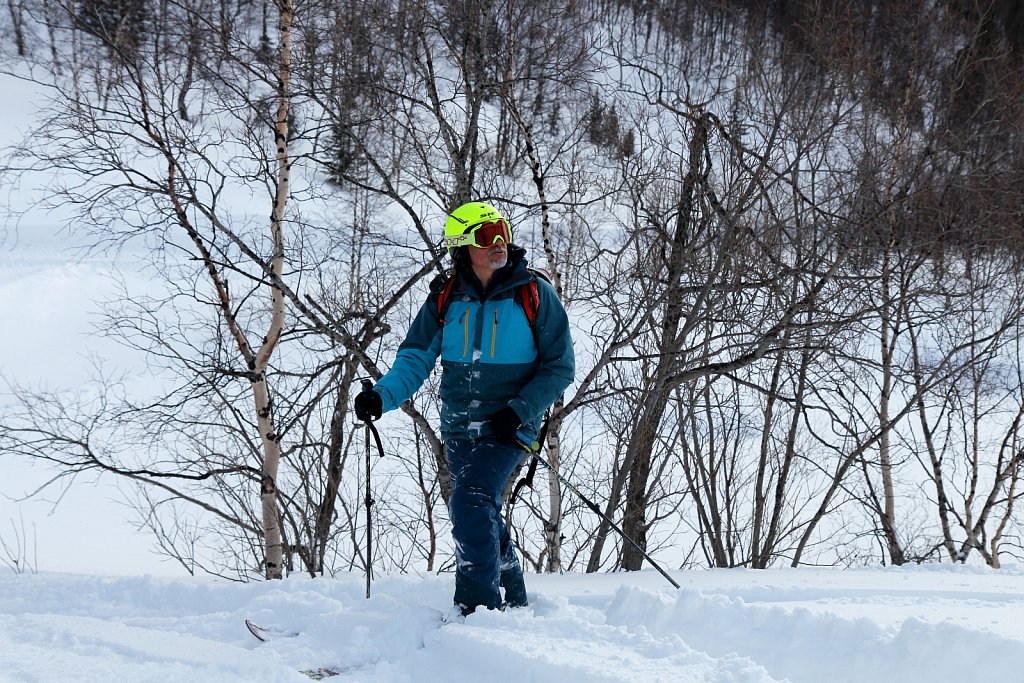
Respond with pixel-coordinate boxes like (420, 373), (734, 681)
(443, 201), (512, 255)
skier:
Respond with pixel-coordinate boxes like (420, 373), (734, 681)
(354, 201), (575, 616)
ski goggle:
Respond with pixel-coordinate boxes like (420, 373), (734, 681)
(444, 219), (511, 250)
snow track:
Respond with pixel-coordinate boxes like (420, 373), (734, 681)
(0, 568), (1020, 682)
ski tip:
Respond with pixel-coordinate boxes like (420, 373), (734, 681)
(245, 619), (269, 642)
(245, 618), (300, 641)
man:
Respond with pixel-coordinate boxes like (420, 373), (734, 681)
(353, 201), (574, 616)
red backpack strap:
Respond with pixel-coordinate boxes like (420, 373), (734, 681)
(519, 280), (541, 327)
(428, 270), (458, 323)
(437, 276), (458, 322)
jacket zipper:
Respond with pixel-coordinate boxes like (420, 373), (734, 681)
(462, 310), (469, 357)
(490, 308), (499, 358)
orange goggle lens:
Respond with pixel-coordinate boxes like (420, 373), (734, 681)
(470, 220), (510, 247)
(445, 219), (511, 249)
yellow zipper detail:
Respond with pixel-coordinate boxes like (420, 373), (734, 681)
(463, 310), (469, 357)
(490, 308), (499, 358)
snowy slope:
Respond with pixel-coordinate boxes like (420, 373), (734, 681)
(0, 566), (1020, 683)
(0, 222), (172, 577)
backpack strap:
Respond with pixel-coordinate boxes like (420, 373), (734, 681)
(433, 268), (546, 330)
(428, 270), (458, 323)
(514, 268), (549, 349)
(515, 279), (541, 327)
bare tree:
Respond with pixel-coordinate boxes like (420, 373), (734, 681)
(1, 0), (305, 579)
(578, 17), (865, 571)
(903, 256), (1024, 565)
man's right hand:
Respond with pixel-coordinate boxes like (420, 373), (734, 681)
(354, 389), (383, 422)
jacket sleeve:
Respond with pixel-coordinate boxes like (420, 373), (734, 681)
(374, 299), (443, 413)
(507, 278), (575, 423)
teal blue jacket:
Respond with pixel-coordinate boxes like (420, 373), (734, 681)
(374, 248), (574, 442)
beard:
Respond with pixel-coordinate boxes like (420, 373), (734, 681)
(485, 247), (508, 269)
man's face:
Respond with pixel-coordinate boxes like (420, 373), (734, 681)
(468, 241), (508, 271)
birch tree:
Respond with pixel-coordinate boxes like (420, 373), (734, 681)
(1, 0), (301, 578)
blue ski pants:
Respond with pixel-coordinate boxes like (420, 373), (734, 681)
(446, 437), (528, 613)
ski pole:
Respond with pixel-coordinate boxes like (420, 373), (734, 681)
(358, 379), (385, 598)
(516, 437), (681, 590)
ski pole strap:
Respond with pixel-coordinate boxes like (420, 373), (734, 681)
(364, 418), (385, 458)
(509, 412), (549, 506)
(509, 457), (539, 506)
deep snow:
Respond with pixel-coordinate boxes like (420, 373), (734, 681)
(0, 566), (1021, 682)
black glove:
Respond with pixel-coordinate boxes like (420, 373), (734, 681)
(490, 406), (522, 443)
(354, 389), (383, 422)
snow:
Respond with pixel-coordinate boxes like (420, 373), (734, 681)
(0, 567), (1021, 682)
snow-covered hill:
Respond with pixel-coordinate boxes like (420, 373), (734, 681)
(0, 566), (1020, 682)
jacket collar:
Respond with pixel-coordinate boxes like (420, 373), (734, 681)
(458, 245), (529, 299)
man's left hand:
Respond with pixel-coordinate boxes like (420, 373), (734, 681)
(490, 406), (522, 443)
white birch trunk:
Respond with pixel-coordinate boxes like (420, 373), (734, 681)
(544, 407), (565, 572)
(257, 0), (293, 580)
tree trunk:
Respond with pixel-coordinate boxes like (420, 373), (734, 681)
(257, 0), (293, 579)
(877, 243), (904, 565)
(502, 85), (569, 572)
(750, 327), (789, 568)
(6, 0), (26, 57)
(544, 405), (565, 573)
(613, 117), (709, 572)
(906, 303), (958, 562)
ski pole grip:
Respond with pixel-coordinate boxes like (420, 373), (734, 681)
(360, 379), (373, 394)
